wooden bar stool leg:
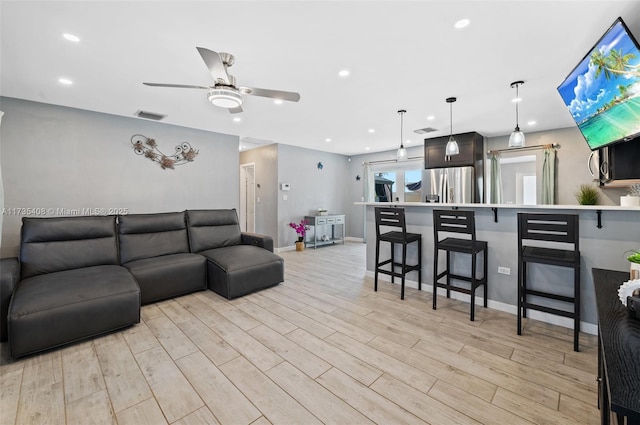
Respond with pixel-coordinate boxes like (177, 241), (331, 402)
(517, 259), (523, 335)
(433, 248), (438, 310)
(418, 239), (422, 291)
(446, 251), (451, 299)
(374, 239), (380, 292)
(401, 243), (407, 300)
(391, 243), (395, 284)
(470, 252), (477, 321)
(522, 261), (528, 319)
(574, 264), (580, 352)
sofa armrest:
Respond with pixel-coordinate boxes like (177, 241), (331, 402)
(1, 257), (20, 341)
(241, 232), (274, 252)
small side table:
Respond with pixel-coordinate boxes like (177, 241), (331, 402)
(304, 214), (345, 249)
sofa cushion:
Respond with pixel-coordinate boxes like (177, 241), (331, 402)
(186, 209), (242, 252)
(8, 265), (140, 357)
(118, 212), (190, 264)
(1, 258), (20, 342)
(200, 245), (284, 299)
(123, 253), (207, 304)
(20, 216), (119, 279)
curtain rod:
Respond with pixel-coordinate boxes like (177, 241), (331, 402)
(487, 143), (559, 155)
(363, 156), (423, 165)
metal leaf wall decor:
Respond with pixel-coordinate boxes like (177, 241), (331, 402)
(131, 134), (198, 170)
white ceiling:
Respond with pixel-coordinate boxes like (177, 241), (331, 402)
(2, 1), (640, 155)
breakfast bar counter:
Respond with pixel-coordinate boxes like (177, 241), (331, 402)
(356, 202), (640, 329)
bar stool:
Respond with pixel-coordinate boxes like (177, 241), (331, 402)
(433, 209), (488, 321)
(517, 213), (580, 352)
(374, 207), (422, 300)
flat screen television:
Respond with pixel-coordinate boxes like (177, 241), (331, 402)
(557, 17), (640, 150)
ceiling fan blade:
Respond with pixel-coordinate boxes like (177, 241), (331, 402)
(239, 86), (300, 102)
(143, 82), (210, 89)
(196, 47), (230, 85)
(229, 106), (243, 114)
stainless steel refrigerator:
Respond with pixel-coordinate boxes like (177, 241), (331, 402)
(423, 166), (475, 203)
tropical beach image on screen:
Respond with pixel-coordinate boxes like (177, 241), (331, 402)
(557, 19), (640, 150)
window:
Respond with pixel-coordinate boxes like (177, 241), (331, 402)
(369, 160), (423, 203)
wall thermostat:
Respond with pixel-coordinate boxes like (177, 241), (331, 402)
(281, 183), (290, 191)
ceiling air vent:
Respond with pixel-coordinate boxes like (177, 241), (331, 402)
(414, 127), (438, 135)
(134, 110), (167, 121)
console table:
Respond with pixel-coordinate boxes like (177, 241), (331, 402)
(304, 214), (345, 249)
(593, 268), (640, 425)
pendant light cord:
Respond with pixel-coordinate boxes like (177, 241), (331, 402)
(515, 83), (520, 131)
(450, 102), (453, 137)
(400, 112), (404, 148)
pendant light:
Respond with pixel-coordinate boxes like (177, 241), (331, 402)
(445, 97), (459, 156)
(508, 80), (525, 148)
(396, 109), (408, 161)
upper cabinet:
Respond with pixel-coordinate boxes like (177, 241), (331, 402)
(424, 131), (484, 169)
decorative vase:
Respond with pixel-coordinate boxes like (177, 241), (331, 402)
(631, 262), (640, 280)
(295, 241), (304, 252)
(621, 195), (640, 207)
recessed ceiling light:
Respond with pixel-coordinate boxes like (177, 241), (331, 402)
(325, 138), (331, 142)
(239, 145), (244, 151)
(338, 69), (350, 77)
(273, 99), (283, 105)
(527, 120), (537, 126)
(405, 139), (412, 145)
(365, 147), (370, 151)
(233, 117), (241, 122)
(454, 19), (470, 29)
(427, 115), (435, 120)
(63, 33), (80, 42)
(512, 97), (522, 103)
(58, 78), (73, 85)
(368, 129), (375, 133)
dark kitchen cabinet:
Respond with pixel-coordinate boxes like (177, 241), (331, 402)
(424, 131), (484, 169)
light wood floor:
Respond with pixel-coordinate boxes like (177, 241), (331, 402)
(0, 242), (599, 425)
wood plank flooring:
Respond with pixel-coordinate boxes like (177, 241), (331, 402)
(0, 242), (599, 425)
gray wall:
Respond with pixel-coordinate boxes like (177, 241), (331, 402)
(239, 144), (279, 239)
(0, 97), (240, 257)
(276, 144), (350, 247)
(486, 127), (628, 206)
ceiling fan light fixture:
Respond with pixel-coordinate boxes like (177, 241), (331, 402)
(207, 88), (243, 109)
(508, 81), (525, 148)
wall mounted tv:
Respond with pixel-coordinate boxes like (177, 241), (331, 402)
(557, 17), (640, 150)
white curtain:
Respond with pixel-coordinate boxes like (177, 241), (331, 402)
(363, 162), (374, 203)
(541, 148), (556, 204)
(489, 153), (503, 204)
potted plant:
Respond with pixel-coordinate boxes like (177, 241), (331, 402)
(575, 184), (600, 205)
(627, 249), (640, 280)
(289, 219), (308, 251)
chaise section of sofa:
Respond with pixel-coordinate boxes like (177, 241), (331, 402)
(186, 209), (284, 299)
(118, 212), (206, 304)
(8, 216), (140, 358)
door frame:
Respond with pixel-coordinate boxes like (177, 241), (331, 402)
(239, 162), (256, 232)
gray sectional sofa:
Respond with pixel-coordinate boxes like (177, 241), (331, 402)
(1, 209), (283, 358)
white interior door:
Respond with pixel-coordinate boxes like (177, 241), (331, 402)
(240, 163), (256, 232)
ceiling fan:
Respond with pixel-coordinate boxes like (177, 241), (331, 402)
(143, 47), (300, 114)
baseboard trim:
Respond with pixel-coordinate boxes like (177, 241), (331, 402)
(364, 271), (597, 335)
(345, 237), (365, 243)
(275, 246), (296, 253)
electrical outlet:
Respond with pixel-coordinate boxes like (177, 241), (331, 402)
(498, 266), (511, 275)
